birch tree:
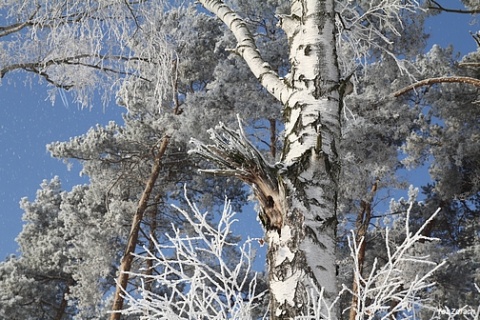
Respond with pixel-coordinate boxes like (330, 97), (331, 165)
(0, 0), (170, 106)
(189, 0), (426, 317)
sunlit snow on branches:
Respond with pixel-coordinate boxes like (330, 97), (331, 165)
(119, 187), (267, 319)
(120, 193), (479, 319)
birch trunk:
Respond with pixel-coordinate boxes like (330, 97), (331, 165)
(269, 1), (340, 317)
(196, 0), (341, 318)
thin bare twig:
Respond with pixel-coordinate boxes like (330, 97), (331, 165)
(427, 0), (480, 14)
(0, 54), (154, 87)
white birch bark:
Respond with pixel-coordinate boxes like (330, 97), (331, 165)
(196, 0), (341, 318)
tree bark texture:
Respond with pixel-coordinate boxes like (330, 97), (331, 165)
(110, 136), (170, 320)
(196, 0), (341, 318)
(269, 0), (341, 317)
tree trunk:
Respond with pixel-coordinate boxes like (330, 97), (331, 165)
(54, 278), (74, 320)
(110, 136), (170, 320)
(349, 181), (377, 320)
(144, 194), (161, 293)
(195, 0), (341, 318)
(267, 1), (341, 317)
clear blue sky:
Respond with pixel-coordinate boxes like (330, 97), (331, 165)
(0, 8), (478, 260)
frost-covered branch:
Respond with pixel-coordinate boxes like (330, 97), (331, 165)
(346, 204), (446, 319)
(120, 188), (267, 319)
(198, 0), (290, 104)
(0, 54), (153, 89)
(0, 0), (173, 107)
(336, 0), (424, 76)
(189, 116), (274, 179)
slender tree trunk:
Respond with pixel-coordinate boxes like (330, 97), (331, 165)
(349, 181), (377, 320)
(110, 137), (170, 320)
(144, 195), (160, 293)
(269, 118), (277, 158)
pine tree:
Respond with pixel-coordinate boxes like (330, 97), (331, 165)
(0, 178), (76, 319)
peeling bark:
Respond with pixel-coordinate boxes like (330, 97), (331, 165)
(198, 0), (290, 103)
(196, 0), (342, 318)
(269, 0), (341, 317)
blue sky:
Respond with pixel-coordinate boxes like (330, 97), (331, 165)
(0, 8), (479, 260)
(0, 85), (123, 258)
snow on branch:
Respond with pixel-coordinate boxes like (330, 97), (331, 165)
(119, 187), (267, 319)
(346, 204), (446, 319)
(336, 0), (424, 76)
(189, 116), (285, 231)
(198, 0), (289, 104)
(189, 116), (274, 179)
(427, 0), (480, 14)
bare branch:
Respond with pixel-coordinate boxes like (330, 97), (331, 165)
(0, 54), (154, 87)
(427, 0), (480, 14)
(471, 31), (480, 48)
(392, 76), (480, 97)
(0, 5), (40, 38)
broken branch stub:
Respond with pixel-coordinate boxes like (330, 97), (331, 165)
(189, 117), (285, 232)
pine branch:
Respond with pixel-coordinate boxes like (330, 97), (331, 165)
(392, 76), (480, 97)
(0, 54), (153, 86)
(427, 0), (480, 14)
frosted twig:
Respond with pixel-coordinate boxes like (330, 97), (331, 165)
(120, 186), (266, 319)
(346, 204), (445, 319)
